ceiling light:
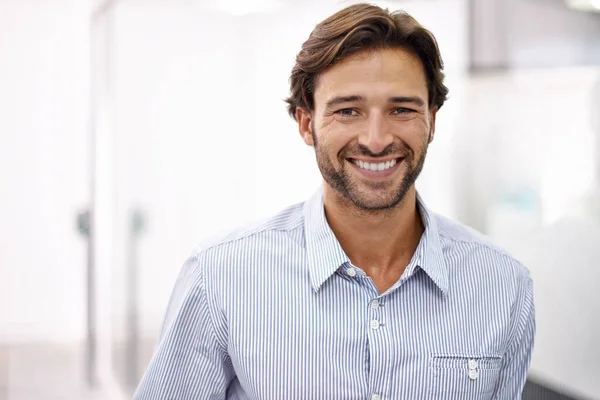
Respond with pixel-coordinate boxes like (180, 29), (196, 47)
(565, 0), (600, 12)
(205, 0), (283, 16)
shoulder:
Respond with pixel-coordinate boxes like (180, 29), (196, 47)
(186, 201), (306, 271)
(164, 201), (306, 322)
(434, 213), (531, 284)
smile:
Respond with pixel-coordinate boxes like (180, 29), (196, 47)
(350, 158), (400, 171)
(348, 157), (403, 178)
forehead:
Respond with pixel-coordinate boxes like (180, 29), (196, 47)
(314, 48), (428, 105)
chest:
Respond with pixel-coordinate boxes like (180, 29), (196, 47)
(223, 273), (511, 400)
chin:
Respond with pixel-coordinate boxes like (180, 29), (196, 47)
(347, 191), (402, 211)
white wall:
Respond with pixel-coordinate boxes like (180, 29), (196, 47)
(455, 68), (598, 232)
(0, 0), (90, 343)
(108, 1), (249, 339)
(508, 0), (600, 68)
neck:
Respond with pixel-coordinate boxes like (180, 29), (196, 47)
(322, 185), (424, 277)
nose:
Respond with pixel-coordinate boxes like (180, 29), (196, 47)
(357, 113), (394, 155)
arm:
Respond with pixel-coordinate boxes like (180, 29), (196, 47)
(492, 273), (536, 399)
(134, 255), (233, 399)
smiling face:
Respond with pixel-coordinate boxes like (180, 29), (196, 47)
(296, 48), (437, 211)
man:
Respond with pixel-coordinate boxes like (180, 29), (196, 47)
(134, 4), (535, 399)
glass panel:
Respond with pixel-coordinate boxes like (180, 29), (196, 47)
(108, 1), (255, 395)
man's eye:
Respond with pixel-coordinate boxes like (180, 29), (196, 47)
(337, 108), (357, 117)
(393, 108), (414, 115)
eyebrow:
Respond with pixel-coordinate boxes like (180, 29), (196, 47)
(325, 95), (426, 109)
(389, 96), (426, 107)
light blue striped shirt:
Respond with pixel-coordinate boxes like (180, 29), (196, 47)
(134, 186), (535, 400)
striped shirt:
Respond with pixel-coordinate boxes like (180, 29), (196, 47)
(134, 186), (535, 400)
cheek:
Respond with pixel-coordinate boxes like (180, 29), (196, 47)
(398, 120), (430, 147)
(316, 128), (353, 158)
(318, 140), (346, 163)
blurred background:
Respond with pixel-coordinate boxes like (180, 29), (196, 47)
(0, 0), (599, 399)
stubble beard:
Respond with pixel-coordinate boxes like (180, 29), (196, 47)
(312, 126), (429, 213)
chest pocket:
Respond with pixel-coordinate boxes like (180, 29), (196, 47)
(428, 355), (502, 400)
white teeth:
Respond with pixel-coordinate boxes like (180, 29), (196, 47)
(352, 159), (398, 171)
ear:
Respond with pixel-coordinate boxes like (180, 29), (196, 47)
(296, 107), (314, 147)
(428, 107), (438, 143)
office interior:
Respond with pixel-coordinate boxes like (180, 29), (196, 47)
(0, 0), (599, 399)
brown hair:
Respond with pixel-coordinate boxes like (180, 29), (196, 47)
(285, 3), (449, 120)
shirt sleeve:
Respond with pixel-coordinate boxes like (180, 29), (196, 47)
(492, 272), (536, 399)
(133, 255), (234, 399)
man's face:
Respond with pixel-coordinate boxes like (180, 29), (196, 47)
(297, 48), (436, 211)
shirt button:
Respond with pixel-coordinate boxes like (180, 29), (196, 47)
(468, 369), (479, 380)
(468, 359), (478, 370)
(370, 320), (380, 330)
(346, 267), (357, 277)
(371, 395), (381, 400)
(370, 300), (379, 309)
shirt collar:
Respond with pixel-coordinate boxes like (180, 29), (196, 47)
(414, 191), (449, 296)
(303, 187), (351, 292)
(303, 186), (449, 295)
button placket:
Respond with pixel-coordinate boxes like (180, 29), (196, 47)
(367, 294), (388, 400)
(369, 297), (384, 328)
(370, 303), (381, 330)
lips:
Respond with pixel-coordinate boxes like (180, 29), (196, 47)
(347, 157), (403, 178)
(349, 157), (402, 172)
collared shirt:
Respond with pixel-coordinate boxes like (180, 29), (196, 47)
(134, 186), (535, 400)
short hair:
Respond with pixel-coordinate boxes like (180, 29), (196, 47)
(285, 3), (449, 120)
